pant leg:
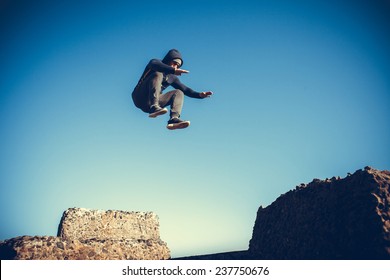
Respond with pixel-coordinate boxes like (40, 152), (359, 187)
(132, 71), (163, 113)
(158, 89), (184, 119)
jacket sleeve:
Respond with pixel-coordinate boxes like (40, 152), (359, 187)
(171, 76), (203, 99)
(148, 59), (175, 74)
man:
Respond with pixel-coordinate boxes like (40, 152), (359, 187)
(132, 49), (213, 130)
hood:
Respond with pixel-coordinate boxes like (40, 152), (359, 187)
(162, 49), (183, 67)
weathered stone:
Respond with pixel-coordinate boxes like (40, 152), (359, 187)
(249, 167), (390, 259)
(0, 208), (170, 260)
(57, 208), (160, 240)
(0, 236), (170, 260)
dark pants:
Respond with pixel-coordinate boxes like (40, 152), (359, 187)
(132, 72), (184, 119)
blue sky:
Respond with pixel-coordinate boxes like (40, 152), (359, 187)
(1, 0), (389, 258)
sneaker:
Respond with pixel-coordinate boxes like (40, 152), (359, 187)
(149, 106), (168, 118)
(166, 118), (190, 130)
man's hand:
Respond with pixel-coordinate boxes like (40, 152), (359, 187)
(200, 91), (213, 98)
(174, 68), (189, 76)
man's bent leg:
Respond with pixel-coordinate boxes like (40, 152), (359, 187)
(147, 72), (164, 109)
(146, 72), (168, 117)
(159, 89), (184, 119)
(132, 71), (167, 116)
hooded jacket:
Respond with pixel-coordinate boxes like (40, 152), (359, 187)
(134, 49), (202, 99)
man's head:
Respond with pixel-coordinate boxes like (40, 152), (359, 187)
(163, 49), (183, 68)
(170, 58), (182, 69)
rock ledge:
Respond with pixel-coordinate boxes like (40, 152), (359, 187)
(0, 208), (170, 260)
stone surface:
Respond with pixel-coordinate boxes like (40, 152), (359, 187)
(249, 167), (390, 259)
(0, 208), (170, 260)
(57, 208), (160, 240)
(0, 236), (169, 260)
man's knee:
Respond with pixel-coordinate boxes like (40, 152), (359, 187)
(173, 89), (184, 98)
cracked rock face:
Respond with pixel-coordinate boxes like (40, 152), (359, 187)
(249, 167), (390, 259)
(57, 208), (160, 241)
(0, 236), (170, 260)
(0, 208), (170, 260)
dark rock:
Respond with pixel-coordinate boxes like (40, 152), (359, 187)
(56, 242), (64, 250)
(249, 167), (390, 259)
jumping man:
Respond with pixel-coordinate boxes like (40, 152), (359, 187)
(132, 49), (213, 130)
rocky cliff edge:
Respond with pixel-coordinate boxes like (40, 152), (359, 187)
(0, 208), (170, 260)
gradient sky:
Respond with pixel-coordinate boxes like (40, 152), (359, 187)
(1, 0), (389, 258)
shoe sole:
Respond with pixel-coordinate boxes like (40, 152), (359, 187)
(149, 108), (168, 118)
(167, 121), (190, 130)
